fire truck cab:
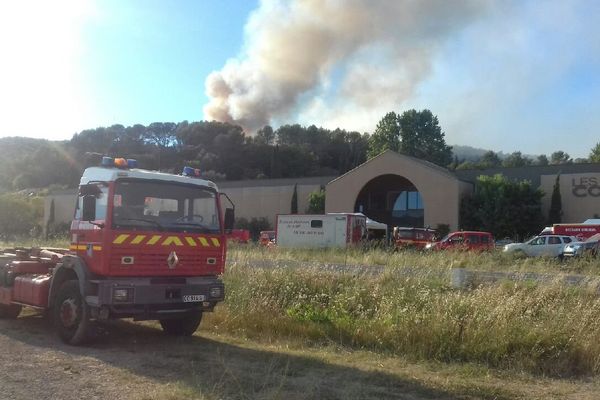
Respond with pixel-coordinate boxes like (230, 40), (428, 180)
(0, 158), (233, 345)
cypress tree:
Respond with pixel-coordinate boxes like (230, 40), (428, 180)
(45, 198), (55, 239)
(291, 184), (298, 214)
(548, 174), (562, 224)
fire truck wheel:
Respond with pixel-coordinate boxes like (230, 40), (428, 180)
(53, 280), (90, 345)
(0, 304), (22, 319)
(159, 311), (202, 336)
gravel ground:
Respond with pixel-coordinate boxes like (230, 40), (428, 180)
(0, 312), (462, 400)
(0, 314), (160, 400)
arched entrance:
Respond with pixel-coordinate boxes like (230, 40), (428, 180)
(326, 150), (466, 232)
(354, 174), (424, 228)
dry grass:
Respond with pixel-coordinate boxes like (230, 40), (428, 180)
(228, 243), (600, 276)
(0, 236), (70, 249)
(213, 246), (600, 377)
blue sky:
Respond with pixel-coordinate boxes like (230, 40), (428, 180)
(0, 0), (256, 139)
(0, 0), (599, 158)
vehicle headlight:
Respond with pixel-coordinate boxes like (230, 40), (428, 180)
(113, 288), (134, 302)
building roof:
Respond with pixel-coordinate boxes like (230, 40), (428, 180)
(217, 175), (335, 189)
(454, 163), (600, 186)
(328, 149), (460, 185)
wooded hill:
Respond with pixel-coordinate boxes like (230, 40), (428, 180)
(1, 113), (598, 193)
(0, 122), (369, 192)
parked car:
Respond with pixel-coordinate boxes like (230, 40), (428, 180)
(503, 235), (577, 257)
(562, 233), (600, 258)
(425, 231), (494, 251)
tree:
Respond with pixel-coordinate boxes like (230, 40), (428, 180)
(256, 125), (275, 145)
(550, 151), (572, 165)
(46, 199), (55, 239)
(590, 142), (600, 163)
(548, 174), (562, 224)
(536, 154), (549, 166)
(143, 122), (178, 148)
(502, 152), (532, 168)
(479, 151), (501, 168)
(397, 109), (453, 167)
(455, 161), (477, 170)
(291, 184), (298, 214)
(460, 174), (544, 239)
(0, 194), (38, 239)
(367, 112), (400, 158)
(306, 188), (325, 213)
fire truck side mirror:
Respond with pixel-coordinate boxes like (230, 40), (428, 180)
(224, 208), (234, 232)
(82, 195), (97, 221)
(79, 183), (101, 197)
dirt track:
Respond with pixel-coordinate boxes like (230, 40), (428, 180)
(0, 313), (466, 400)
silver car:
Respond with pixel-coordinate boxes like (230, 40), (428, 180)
(503, 235), (578, 257)
(562, 234), (600, 258)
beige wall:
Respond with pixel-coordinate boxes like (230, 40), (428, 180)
(44, 182), (328, 230)
(326, 151), (468, 231)
(540, 172), (600, 223)
(220, 183), (324, 227)
(44, 192), (77, 232)
(44, 167), (600, 233)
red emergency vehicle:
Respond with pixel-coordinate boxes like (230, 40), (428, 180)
(543, 223), (600, 241)
(393, 227), (437, 249)
(0, 158), (233, 345)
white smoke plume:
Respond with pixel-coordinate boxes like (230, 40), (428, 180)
(203, 0), (492, 132)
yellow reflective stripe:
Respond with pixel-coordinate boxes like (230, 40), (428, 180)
(109, 234), (219, 247)
(131, 235), (147, 244)
(147, 235), (162, 245)
(162, 236), (183, 246)
(113, 234), (130, 244)
(71, 244), (102, 251)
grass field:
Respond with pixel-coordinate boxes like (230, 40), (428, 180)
(3, 238), (600, 379)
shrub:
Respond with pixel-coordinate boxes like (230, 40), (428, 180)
(0, 194), (40, 239)
(235, 217), (272, 241)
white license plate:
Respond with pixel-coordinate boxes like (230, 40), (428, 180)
(183, 294), (206, 303)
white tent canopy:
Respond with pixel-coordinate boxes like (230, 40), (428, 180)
(366, 218), (387, 231)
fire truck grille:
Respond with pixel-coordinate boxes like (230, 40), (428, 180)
(109, 252), (213, 271)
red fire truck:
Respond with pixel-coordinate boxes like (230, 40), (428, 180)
(0, 158), (233, 345)
(392, 227), (437, 249)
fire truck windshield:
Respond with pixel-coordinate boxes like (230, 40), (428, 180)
(112, 179), (220, 233)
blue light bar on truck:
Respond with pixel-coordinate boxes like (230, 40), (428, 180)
(182, 166), (201, 177)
